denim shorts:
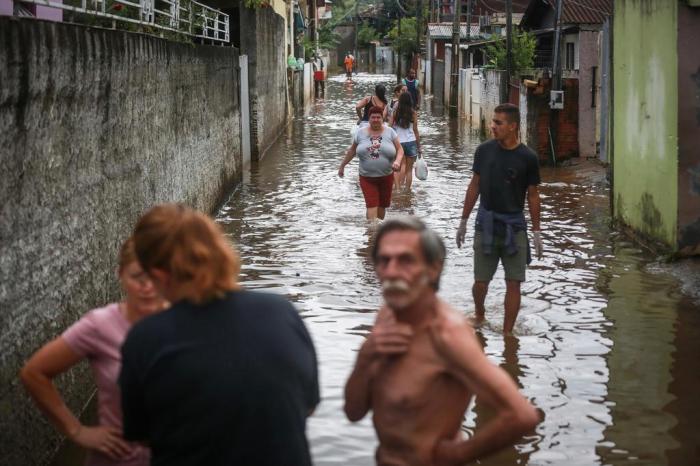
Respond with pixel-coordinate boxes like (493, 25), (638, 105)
(401, 141), (418, 158)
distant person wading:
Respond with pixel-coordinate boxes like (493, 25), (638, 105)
(403, 69), (420, 109)
(390, 92), (421, 191)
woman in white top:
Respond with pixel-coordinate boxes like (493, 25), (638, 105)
(390, 92), (421, 190)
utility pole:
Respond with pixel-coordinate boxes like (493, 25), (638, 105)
(465, 0), (472, 67)
(312, 0), (319, 57)
(353, 0), (358, 61)
(449, 0), (460, 116)
(416, 0), (423, 74)
(548, 0), (563, 164)
(465, 0), (471, 41)
(397, 16), (402, 83)
(505, 0), (512, 97)
(551, 0), (563, 92)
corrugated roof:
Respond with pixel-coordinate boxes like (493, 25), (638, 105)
(545, 0), (612, 24)
(428, 23), (480, 39)
(474, 0), (529, 14)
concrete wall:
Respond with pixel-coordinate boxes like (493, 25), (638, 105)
(677, 3), (700, 255)
(444, 47), (452, 107)
(0, 0), (12, 15)
(269, 0), (290, 56)
(433, 59), (445, 105)
(578, 29), (600, 158)
(240, 6), (287, 160)
(519, 83), (529, 146)
(0, 18), (241, 465)
(613, 0), (678, 247)
(481, 69), (506, 131)
(303, 62), (313, 104)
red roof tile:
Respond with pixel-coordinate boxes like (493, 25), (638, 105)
(473, 0), (529, 14)
(545, 0), (612, 24)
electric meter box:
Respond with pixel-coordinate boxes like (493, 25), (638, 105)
(550, 90), (564, 109)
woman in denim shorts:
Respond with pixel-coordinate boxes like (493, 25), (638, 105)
(390, 93), (421, 190)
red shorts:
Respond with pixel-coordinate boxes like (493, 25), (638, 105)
(359, 174), (394, 208)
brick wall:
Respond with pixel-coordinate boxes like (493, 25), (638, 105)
(526, 77), (579, 162)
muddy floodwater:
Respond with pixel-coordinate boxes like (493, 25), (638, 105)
(214, 73), (700, 466)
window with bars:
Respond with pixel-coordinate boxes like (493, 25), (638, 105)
(565, 42), (575, 70)
(591, 66), (598, 108)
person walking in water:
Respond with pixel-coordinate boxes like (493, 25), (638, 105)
(344, 52), (354, 78)
(402, 68), (421, 110)
(338, 107), (403, 221)
(456, 103), (543, 334)
(345, 216), (540, 465)
(20, 237), (167, 466)
(390, 92), (421, 191)
(383, 84), (406, 123)
(119, 204), (319, 466)
(355, 84), (388, 128)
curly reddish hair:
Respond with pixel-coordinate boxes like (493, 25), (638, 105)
(368, 106), (384, 117)
(133, 204), (240, 304)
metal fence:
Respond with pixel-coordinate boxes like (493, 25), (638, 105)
(22, 0), (229, 43)
(533, 50), (553, 69)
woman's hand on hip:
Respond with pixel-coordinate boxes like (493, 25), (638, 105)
(71, 425), (131, 459)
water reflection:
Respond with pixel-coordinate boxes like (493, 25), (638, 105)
(466, 333), (536, 465)
(214, 73), (700, 466)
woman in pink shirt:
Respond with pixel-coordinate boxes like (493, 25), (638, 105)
(20, 237), (167, 465)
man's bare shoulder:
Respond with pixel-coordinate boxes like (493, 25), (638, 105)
(430, 300), (483, 359)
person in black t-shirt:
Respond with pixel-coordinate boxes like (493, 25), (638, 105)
(455, 104), (543, 334)
(119, 204), (319, 466)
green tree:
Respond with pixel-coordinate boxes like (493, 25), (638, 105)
(386, 17), (418, 56)
(357, 22), (379, 47)
(303, 27), (341, 57)
(484, 31), (536, 75)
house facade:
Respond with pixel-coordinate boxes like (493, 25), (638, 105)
(520, 0), (612, 159)
(612, 0), (700, 255)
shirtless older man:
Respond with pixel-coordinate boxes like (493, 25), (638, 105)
(345, 217), (540, 465)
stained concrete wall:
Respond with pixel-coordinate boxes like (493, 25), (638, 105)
(677, 3), (700, 255)
(481, 70), (506, 131)
(613, 0), (678, 248)
(240, 5), (287, 160)
(433, 59), (445, 105)
(578, 29), (600, 158)
(0, 18), (241, 465)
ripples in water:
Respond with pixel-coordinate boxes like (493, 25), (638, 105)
(216, 73), (700, 466)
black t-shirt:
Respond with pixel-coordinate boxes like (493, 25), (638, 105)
(472, 139), (541, 213)
(119, 290), (319, 466)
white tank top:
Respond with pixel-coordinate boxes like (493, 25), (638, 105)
(393, 121), (416, 143)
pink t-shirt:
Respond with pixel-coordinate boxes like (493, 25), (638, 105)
(62, 303), (150, 466)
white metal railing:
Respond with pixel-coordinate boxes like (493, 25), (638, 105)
(22, 0), (229, 43)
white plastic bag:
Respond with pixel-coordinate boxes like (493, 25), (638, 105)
(414, 153), (428, 181)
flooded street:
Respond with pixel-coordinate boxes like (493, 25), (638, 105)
(215, 73), (700, 466)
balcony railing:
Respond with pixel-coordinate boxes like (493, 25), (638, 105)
(21, 0), (229, 43)
(533, 50), (553, 69)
